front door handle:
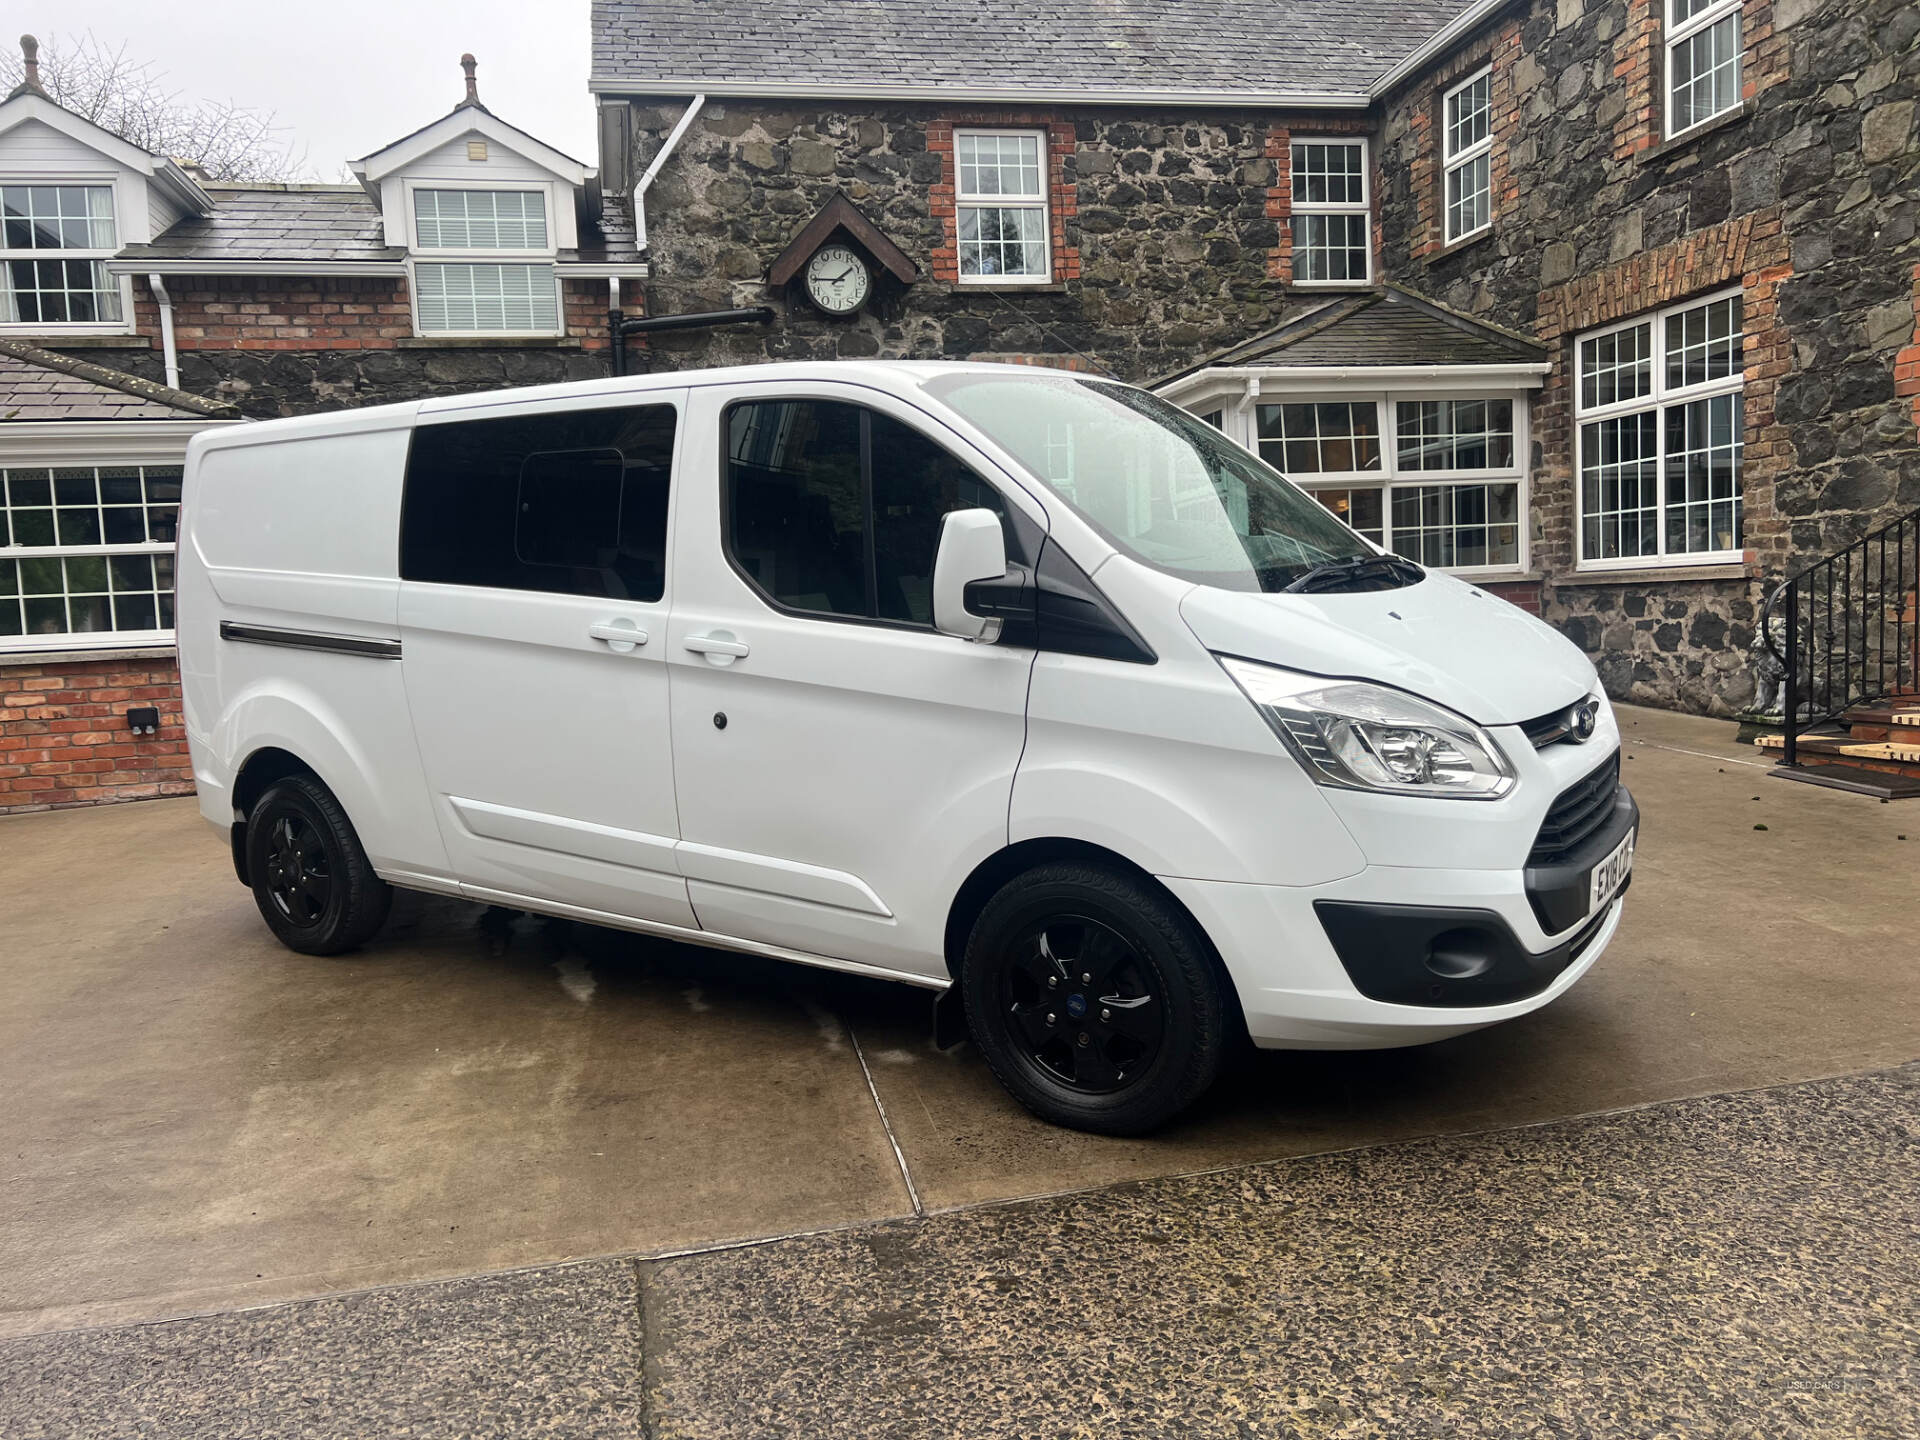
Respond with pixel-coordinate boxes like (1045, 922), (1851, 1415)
(588, 620), (648, 653)
(684, 631), (750, 666)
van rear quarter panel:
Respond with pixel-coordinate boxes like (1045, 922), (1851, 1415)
(181, 417), (448, 876)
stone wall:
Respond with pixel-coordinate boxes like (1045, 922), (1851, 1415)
(0, 654), (190, 813)
(1376, 0), (1920, 714)
(626, 100), (1318, 382)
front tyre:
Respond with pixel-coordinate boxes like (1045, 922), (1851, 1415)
(960, 861), (1229, 1135)
(246, 775), (392, 955)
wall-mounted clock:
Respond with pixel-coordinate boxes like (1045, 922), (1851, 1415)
(803, 243), (871, 316)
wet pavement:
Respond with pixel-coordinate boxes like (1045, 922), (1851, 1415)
(1, 704), (1916, 1435)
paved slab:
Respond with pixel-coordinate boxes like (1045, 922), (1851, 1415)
(0, 799), (909, 1338)
(1, 703), (1914, 1342)
(645, 1066), (1920, 1440)
(851, 704), (1920, 1209)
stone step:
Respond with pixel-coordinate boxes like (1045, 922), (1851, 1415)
(1753, 732), (1920, 784)
(1770, 761), (1920, 800)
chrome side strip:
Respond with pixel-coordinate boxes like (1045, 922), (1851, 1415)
(218, 621), (402, 660)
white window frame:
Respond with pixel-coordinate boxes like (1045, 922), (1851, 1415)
(1442, 68), (1494, 247)
(1665, 0), (1744, 139)
(1574, 286), (1746, 572)
(402, 178), (563, 339)
(1251, 390), (1531, 578)
(1289, 137), (1372, 288)
(0, 460), (183, 653)
(0, 177), (134, 336)
(952, 127), (1053, 287)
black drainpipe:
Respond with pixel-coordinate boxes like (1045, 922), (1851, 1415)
(609, 306), (776, 376)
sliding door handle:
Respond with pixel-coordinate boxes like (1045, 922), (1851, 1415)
(588, 620), (648, 653)
(684, 631), (750, 665)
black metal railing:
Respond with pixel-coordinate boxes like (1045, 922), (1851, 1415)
(1764, 506), (1920, 766)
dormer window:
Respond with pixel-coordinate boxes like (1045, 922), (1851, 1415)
(408, 184), (560, 335)
(1, 184), (123, 327)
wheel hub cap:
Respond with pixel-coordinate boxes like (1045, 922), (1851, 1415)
(999, 917), (1163, 1095)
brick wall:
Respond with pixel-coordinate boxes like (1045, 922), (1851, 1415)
(1899, 264), (1920, 438)
(1612, 0), (1785, 161)
(0, 657), (191, 814)
(1262, 114), (1376, 285)
(1403, 20), (1523, 265)
(927, 112), (1081, 286)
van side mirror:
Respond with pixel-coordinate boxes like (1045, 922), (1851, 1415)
(932, 508), (1008, 642)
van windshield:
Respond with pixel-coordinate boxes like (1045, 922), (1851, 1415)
(925, 373), (1383, 593)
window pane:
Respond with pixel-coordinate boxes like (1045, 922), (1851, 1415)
(725, 400), (867, 617)
(414, 189), (548, 249)
(1580, 413), (1661, 560)
(1292, 213), (1370, 283)
(956, 132), (1044, 200)
(1445, 74), (1491, 158)
(400, 404), (677, 598)
(1580, 323), (1654, 409)
(1666, 294), (1743, 390)
(957, 205), (1049, 278)
(1664, 393), (1743, 554)
(3, 255), (121, 324)
(0, 185), (116, 249)
(1256, 402), (1382, 475)
(871, 414), (1007, 626)
(1395, 399), (1514, 471)
(1291, 141), (1366, 206)
(1305, 487), (1385, 545)
(1390, 482), (1520, 569)
(1445, 152), (1491, 241)
(414, 262), (559, 333)
(1670, 14), (1741, 131)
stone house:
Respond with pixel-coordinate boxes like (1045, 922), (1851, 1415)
(590, 0), (1920, 714)
(0, 47), (640, 810)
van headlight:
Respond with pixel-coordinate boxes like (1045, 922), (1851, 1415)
(1218, 656), (1515, 800)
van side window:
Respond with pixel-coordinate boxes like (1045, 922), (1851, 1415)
(402, 405), (676, 600)
(726, 400), (1007, 626)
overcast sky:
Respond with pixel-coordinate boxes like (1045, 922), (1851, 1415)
(23, 1), (596, 179)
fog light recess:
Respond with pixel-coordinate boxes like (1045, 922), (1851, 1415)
(1424, 928), (1494, 980)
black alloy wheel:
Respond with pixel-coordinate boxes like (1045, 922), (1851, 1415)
(262, 811), (332, 929)
(245, 773), (392, 955)
(997, 916), (1164, 1093)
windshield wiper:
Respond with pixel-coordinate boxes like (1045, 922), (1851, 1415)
(1281, 554), (1425, 595)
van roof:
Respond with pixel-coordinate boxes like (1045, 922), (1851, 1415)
(189, 360), (1124, 453)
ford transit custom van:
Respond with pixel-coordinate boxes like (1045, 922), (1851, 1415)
(179, 362), (1635, 1134)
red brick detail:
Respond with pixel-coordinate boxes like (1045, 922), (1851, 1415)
(0, 657), (192, 814)
(1614, 0), (1783, 159)
(563, 278), (616, 351)
(1532, 208), (1793, 576)
(1407, 20), (1521, 262)
(927, 113), (1080, 287)
(1265, 115), (1378, 285)
(1896, 264), (1920, 438)
(1477, 579), (1543, 615)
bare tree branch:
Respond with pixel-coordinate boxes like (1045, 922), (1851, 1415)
(1, 32), (311, 183)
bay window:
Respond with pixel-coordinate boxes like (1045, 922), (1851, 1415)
(1, 183), (124, 328)
(1576, 291), (1744, 567)
(409, 186), (560, 335)
(1668, 0), (1743, 136)
(1, 464), (180, 647)
(954, 129), (1051, 284)
(1290, 139), (1371, 286)
(1256, 395), (1524, 572)
(1442, 69), (1492, 245)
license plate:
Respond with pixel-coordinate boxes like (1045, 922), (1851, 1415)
(1589, 827), (1635, 915)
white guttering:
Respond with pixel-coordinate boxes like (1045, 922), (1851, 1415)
(634, 94), (706, 250)
(554, 262), (651, 279)
(147, 273), (179, 390)
(1368, 0), (1515, 98)
(106, 259), (409, 278)
(1156, 361), (1552, 402)
(592, 78), (1369, 109)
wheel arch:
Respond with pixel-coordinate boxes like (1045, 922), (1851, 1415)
(227, 745), (326, 886)
(941, 836), (1250, 1043)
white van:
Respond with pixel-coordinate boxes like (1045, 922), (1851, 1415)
(179, 362), (1634, 1133)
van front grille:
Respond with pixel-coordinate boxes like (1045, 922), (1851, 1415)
(1528, 754), (1621, 867)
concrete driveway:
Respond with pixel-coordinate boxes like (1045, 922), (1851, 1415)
(2, 703), (1917, 1346)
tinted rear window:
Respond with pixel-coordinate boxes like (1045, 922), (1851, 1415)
(401, 404), (676, 600)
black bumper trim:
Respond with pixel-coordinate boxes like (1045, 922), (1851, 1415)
(1525, 784), (1639, 935)
(1315, 894), (1619, 1009)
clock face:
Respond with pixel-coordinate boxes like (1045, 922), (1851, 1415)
(804, 244), (871, 315)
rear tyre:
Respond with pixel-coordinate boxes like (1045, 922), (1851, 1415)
(246, 775), (392, 955)
(960, 861), (1229, 1135)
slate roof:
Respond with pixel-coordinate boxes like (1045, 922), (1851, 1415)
(0, 340), (239, 421)
(1155, 287), (1547, 386)
(116, 185), (401, 267)
(590, 0), (1481, 99)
